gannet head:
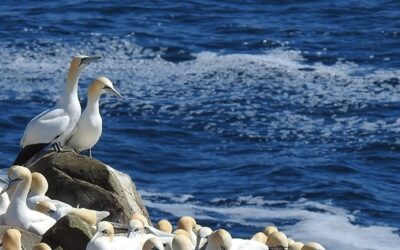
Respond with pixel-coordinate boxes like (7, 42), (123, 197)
(266, 231), (289, 249)
(251, 232), (268, 244)
(35, 200), (57, 215)
(89, 76), (122, 98)
(2, 228), (22, 250)
(173, 229), (192, 239)
(127, 218), (144, 237)
(70, 55), (102, 71)
(95, 221), (114, 241)
(155, 219), (173, 233)
(177, 216), (197, 233)
(301, 242), (325, 250)
(30, 172), (48, 196)
(263, 225), (278, 236)
(197, 226), (213, 238)
(68, 208), (97, 225)
(33, 242), (52, 250)
(129, 213), (149, 227)
(143, 237), (165, 250)
(172, 234), (193, 250)
(289, 241), (304, 250)
(0, 165), (31, 195)
(208, 229), (232, 250)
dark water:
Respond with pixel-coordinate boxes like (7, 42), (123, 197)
(0, 1), (399, 249)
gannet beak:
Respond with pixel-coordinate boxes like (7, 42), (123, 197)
(79, 55), (103, 66)
(127, 230), (132, 238)
(0, 177), (21, 195)
(105, 87), (122, 98)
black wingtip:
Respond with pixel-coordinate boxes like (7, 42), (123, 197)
(13, 143), (49, 166)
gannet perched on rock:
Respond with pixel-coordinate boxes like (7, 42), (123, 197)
(1, 166), (56, 235)
(14, 55), (102, 165)
(86, 221), (139, 250)
(66, 76), (121, 157)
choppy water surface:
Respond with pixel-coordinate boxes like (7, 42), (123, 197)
(0, 1), (399, 249)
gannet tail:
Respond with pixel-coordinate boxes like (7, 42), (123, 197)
(13, 143), (49, 165)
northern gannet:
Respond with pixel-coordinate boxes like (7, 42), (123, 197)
(65, 77), (121, 157)
(33, 243), (52, 250)
(86, 221), (139, 250)
(14, 55), (102, 165)
(0, 184), (10, 225)
(203, 229), (232, 250)
(155, 219), (173, 234)
(301, 242), (325, 250)
(289, 242), (304, 250)
(263, 226), (278, 236)
(266, 231), (288, 249)
(177, 216), (197, 246)
(172, 234), (193, 250)
(142, 237), (164, 250)
(251, 232), (268, 245)
(27, 172), (109, 222)
(196, 226), (213, 250)
(1, 166), (56, 235)
(1, 228), (22, 250)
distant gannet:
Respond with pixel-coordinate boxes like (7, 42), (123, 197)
(65, 77), (121, 157)
(32, 242), (52, 250)
(142, 237), (164, 250)
(86, 221), (139, 250)
(204, 229), (232, 250)
(251, 232), (268, 245)
(172, 234), (193, 250)
(14, 55), (102, 165)
(263, 226), (278, 236)
(27, 172), (109, 222)
(155, 219), (173, 234)
(177, 216), (197, 246)
(301, 242), (325, 250)
(1, 228), (22, 250)
(289, 242), (304, 250)
(266, 231), (288, 249)
(1, 166), (56, 235)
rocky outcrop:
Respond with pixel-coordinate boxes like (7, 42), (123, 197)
(41, 215), (94, 250)
(30, 151), (149, 224)
(0, 226), (41, 250)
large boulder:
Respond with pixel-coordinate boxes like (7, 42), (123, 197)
(30, 151), (149, 224)
(41, 215), (94, 250)
(0, 226), (41, 250)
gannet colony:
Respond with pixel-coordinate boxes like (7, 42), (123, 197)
(0, 56), (325, 250)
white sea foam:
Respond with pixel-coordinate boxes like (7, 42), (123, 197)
(140, 191), (400, 250)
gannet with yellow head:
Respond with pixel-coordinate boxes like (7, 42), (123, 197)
(66, 76), (121, 157)
(14, 55), (102, 165)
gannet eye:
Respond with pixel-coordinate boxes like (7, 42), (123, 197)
(101, 230), (108, 234)
(49, 209), (56, 214)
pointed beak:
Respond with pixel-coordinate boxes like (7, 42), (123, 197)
(105, 87), (122, 98)
(0, 177), (11, 195)
(80, 55), (103, 66)
(127, 230), (132, 238)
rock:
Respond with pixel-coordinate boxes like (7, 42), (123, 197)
(30, 151), (149, 224)
(0, 225), (41, 250)
(41, 215), (94, 250)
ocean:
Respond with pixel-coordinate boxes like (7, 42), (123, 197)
(0, 1), (399, 249)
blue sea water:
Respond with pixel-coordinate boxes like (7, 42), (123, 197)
(0, 1), (399, 249)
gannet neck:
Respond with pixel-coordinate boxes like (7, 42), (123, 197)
(11, 176), (31, 209)
(30, 172), (48, 197)
(86, 87), (101, 113)
(57, 64), (81, 106)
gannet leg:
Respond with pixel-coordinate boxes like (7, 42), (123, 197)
(54, 143), (62, 152)
(88, 149), (92, 158)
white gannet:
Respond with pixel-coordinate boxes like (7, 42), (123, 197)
(14, 55), (102, 165)
(129, 213), (174, 238)
(266, 231), (288, 250)
(204, 229), (232, 250)
(86, 221), (139, 250)
(27, 172), (109, 223)
(142, 237), (164, 250)
(1, 166), (56, 235)
(172, 234), (193, 250)
(155, 219), (173, 234)
(196, 226), (213, 250)
(289, 242), (304, 250)
(65, 76), (121, 157)
(32, 242), (52, 250)
(301, 242), (325, 250)
(177, 216), (197, 246)
(251, 232), (268, 245)
(263, 226), (278, 236)
(1, 228), (22, 250)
